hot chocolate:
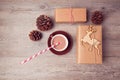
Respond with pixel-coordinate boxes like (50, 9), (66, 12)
(51, 34), (68, 51)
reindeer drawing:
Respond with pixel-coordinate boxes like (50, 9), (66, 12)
(81, 28), (101, 55)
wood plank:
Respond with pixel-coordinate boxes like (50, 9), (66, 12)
(0, 57), (120, 80)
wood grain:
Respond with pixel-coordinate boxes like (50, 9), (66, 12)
(0, 0), (120, 80)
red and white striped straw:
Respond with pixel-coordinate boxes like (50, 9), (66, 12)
(20, 42), (60, 64)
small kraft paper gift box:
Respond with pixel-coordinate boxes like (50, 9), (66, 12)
(77, 25), (102, 64)
(55, 8), (87, 22)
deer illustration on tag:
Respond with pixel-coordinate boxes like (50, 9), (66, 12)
(81, 26), (101, 55)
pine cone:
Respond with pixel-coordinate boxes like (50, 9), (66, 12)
(36, 15), (53, 31)
(29, 30), (42, 41)
(91, 11), (104, 24)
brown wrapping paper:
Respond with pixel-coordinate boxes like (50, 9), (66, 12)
(55, 8), (87, 22)
(77, 25), (102, 64)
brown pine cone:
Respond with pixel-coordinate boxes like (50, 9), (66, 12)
(29, 30), (42, 41)
(91, 11), (104, 24)
(36, 15), (53, 31)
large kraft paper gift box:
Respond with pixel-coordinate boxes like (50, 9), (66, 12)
(55, 8), (87, 22)
(77, 25), (102, 64)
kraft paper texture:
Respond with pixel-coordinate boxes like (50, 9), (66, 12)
(55, 8), (87, 22)
(77, 25), (102, 64)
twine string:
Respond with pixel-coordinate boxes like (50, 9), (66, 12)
(68, 0), (74, 23)
(88, 25), (97, 63)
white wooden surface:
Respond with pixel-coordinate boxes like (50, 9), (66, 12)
(0, 0), (120, 80)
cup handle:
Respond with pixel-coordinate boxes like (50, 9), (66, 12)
(50, 34), (53, 38)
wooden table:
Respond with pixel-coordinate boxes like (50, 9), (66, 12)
(0, 0), (120, 80)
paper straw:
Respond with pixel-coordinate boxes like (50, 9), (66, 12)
(20, 42), (60, 64)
